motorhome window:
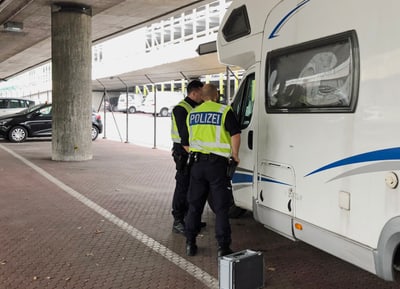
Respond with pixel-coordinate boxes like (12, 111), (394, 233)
(266, 30), (359, 113)
(222, 5), (251, 42)
(231, 73), (255, 129)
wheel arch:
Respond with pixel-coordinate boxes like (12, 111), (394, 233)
(8, 124), (29, 134)
(128, 106), (137, 113)
(375, 216), (400, 281)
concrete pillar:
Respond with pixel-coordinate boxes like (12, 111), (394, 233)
(51, 3), (92, 161)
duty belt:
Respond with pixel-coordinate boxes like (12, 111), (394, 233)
(193, 152), (228, 162)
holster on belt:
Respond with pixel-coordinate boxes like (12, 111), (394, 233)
(187, 152), (195, 166)
(226, 157), (238, 179)
(184, 152), (196, 175)
(172, 150), (188, 171)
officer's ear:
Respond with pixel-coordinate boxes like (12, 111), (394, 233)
(213, 91), (220, 103)
(216, 92), (222, 103)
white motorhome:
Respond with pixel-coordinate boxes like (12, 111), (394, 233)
(218, 0), (400, 282)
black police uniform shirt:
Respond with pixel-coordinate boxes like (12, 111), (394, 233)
(224, 108), (241, 137)
(172, 96), (199, 154)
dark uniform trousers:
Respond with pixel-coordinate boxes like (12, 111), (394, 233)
(172, 150), (189, 222)
(185, 153), (233, 247)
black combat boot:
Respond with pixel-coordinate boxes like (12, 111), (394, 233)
(217, 245), (233, 257)
(172, 220), (185, 234)
(186, 241), (198, 256)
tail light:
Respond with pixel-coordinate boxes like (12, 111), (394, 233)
(95, 114), (101, 121)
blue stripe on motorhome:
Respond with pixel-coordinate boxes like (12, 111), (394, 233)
(305, 147), (400, 177)
(328, 161), (400, 182)
(259, 176), (291, 186)
(231, 172), (291, 186)
(268, 0), (311, 39)
(232, 172), (252, 184)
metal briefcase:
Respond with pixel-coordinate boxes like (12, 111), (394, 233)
(218, 249), (264, 289)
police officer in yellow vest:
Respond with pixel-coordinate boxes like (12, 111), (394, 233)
(170, 80), (203, 234)
(185, 83), (241, 257)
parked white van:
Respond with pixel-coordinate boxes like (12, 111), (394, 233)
(0, 98), (36, 116)
(140, 91), (184, 117)
(116, 93), (144, 113)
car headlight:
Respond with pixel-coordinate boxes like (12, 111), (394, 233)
(0, 118), (12, 126)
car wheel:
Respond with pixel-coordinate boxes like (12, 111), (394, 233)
(8, 126), (27, 143)
(91, 126), (99, 141)
(160, 108), (169, 117)
(128, 106), (136, 114)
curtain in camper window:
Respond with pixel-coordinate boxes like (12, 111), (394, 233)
(266, 30), (359, 113)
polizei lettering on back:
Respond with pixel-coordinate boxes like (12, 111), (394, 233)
(189, 112), (222, 126)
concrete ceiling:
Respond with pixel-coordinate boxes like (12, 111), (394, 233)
(95, 52), (228, 91)
(0, 0), (228, 91)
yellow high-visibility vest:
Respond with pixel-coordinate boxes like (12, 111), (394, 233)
(187, 101), (232, 158)
(171, 99), (192, 143)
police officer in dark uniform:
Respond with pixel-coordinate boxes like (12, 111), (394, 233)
(170, 80), (203, 234)
(185, 83), (241, 257)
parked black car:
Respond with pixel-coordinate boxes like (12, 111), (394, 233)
(0, 103), (103, 143)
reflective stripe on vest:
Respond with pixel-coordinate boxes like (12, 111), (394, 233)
(171, 100), (192, 143)
(188, 101), (232, 158)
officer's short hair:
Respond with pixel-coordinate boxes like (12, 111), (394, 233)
(202, 83), (219, 102)
(187, 80), (203, 95)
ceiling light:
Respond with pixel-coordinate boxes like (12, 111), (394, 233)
(3, 21), (23, 32)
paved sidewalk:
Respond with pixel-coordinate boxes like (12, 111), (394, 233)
(0, 139), (399, 289)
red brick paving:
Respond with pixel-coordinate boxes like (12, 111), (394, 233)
(0, 139), (399, 289)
